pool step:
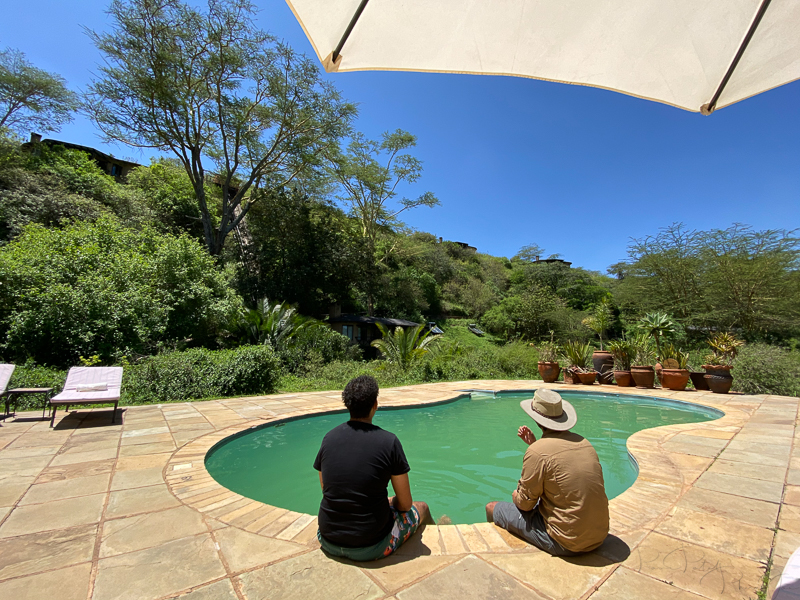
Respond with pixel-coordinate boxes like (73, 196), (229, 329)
(423, 523), (523, 555)
(246, 513), (524, 555)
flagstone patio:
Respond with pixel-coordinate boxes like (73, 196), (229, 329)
(0, 380), (797, 600)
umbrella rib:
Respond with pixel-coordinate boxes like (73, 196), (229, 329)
(701, 0), (773, 115)
(332, 0), (371, 63)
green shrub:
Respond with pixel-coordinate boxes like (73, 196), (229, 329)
(732, 343), (800, 397)
(0, 216), (241, 366)
(122, 345), (280, 404)
(5, 361), (67, 410)
(416, 342), (539, 382)
(278, 326), (361, 374)
(279, 360), (411, 393)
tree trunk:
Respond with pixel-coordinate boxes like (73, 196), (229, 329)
(193, 182), (217, 256)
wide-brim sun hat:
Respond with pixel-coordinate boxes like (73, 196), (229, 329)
(520, 389), (577, 432)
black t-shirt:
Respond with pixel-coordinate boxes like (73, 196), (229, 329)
(313, 421), (410, 547)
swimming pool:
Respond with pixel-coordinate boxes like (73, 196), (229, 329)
(205, 390), (721, 524)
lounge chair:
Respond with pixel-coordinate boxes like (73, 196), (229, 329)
(0, 364), (16, 418)
(49, 367), (123, 427)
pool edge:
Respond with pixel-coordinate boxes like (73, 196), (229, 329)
(162, 382), (748, 555)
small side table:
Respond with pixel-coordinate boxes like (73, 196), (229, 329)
(4, 388), (54, 420)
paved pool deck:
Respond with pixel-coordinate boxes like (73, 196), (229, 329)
(0, 380), (797, 600)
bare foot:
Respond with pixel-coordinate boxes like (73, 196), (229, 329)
(437, 514), (452, 525)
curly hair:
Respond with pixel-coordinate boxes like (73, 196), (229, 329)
(342, 375), (379, 419)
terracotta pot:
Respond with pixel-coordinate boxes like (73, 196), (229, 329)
(613, 370), (633, 387)
(654, 362), (663, 385)
(661, 368), (690, 391)
(576, 371), (598, 385)
(537, 362), (561, 384)
(689, 372), (709, 391)
(630, 365), (656, 388)
(592, 350), (614, 384)
(703, 365), (733, 394)
(563, 369), (582, 385)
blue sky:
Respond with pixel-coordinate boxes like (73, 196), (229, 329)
(2, 1), (798, 272)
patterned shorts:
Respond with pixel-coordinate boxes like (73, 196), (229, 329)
(382, 505), (422, 557)
(318, 505), (422, 561)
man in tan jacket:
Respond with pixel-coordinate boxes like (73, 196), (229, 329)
(486, 389), (609, 555)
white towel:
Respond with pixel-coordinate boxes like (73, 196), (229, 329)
(76, 382), (108, 392)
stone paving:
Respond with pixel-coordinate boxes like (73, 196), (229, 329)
(0, 380), (797, 600)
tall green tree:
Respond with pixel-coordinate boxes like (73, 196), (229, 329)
(127, 159), (205, 237)
(699, 225), (800, 334)
(619, 223), (800, 337)
(619, 223), (705, 320)
(242, 187), (366, 314)
(0, 48), (79, 134)
(327, 129), (439, 314)
(86, 0), (356, 255)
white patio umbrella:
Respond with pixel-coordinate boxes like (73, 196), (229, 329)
(286, 0), (800, 114)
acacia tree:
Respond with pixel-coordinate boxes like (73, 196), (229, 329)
(699, 224), (800, 334)
(623, 223), (705, 320)
(86, 0), (356, 255)
(327, 129), (439, 313)
(0, 48), (79, 134)
(620, 223), (800, 336)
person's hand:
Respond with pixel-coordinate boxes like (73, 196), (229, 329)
(518, 425), (536, 445)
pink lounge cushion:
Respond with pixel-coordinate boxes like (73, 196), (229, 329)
(51, 366), (123, 403)
(51, 390), (120, 403)
(0, 364), (15, 393)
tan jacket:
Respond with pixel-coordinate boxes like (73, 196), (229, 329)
(515, 430), (609, 552)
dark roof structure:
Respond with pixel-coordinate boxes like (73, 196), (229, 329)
(328, 314), (419, 328)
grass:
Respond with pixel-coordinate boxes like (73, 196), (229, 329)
(438, 318), (503, 350)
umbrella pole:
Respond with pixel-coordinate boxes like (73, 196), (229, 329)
(701, 0), (773, 115)
(332, 0), (371, 63)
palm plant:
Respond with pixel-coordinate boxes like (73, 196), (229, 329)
(561, 340), (592, 372)
(581, 298), (614, 350)
(239, 298), (322, 351)
(371, 323), (441, 369)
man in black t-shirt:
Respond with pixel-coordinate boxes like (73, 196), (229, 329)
(314, 375), (431, 561)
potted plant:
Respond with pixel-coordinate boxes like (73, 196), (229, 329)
(637, 312), (675, 359)
(561, 341), (596, 385)
(536, 333), (561, 384)
(637, 312), (675, 383)
(582, 298), (615, 384)
(630, 332), (657, 388)
(659, 344), (690, 391)
(607, 338), (633, 387)
(702, 332), (744, 394)
(689, 364), (709, 391)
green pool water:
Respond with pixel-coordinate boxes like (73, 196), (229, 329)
(205, 391), (721, 524)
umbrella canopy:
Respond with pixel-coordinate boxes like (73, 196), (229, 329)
(286, 0), (800, 114)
